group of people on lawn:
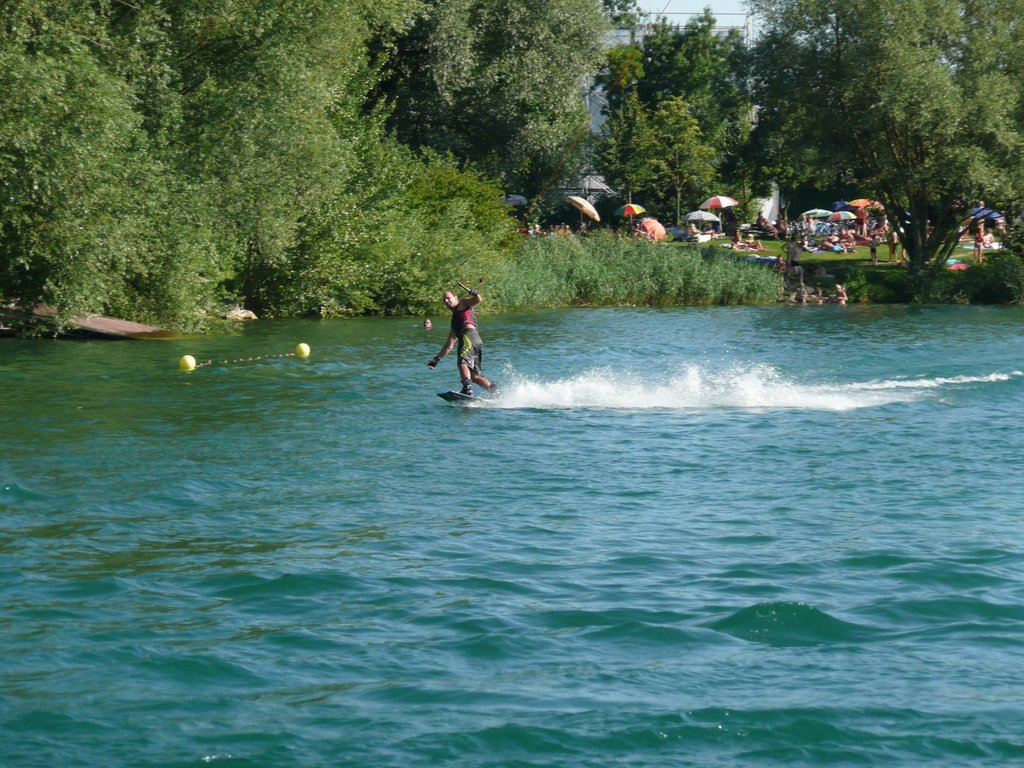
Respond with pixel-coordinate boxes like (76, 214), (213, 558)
(734, 202), (1009, 268)
(778, 234), (849, 305)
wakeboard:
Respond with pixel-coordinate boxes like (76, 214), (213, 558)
(438, 390), (483, 404)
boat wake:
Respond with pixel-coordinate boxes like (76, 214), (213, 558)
(484, 365), (1024, 411)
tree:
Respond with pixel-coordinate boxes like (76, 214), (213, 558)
(374, 0), (608, 195)
(168, 0), (414, 315)
(598, 12), (758, 213)
(1, 0), (517, 326)
(0, 0), (219, 328)
(596, 90), (659, 206)
(649, 97), (716, 226)
(601, 0), (641, 26)
(749, 0), (1024, 291)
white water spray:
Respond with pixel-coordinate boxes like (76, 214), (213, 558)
(482, 366), (1024, 411)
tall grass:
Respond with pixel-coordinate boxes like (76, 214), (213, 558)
(487, 231), (781, 309)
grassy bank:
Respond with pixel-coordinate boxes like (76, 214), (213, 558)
(485, 232), (781, 310)
(783, 241), (1024, 304)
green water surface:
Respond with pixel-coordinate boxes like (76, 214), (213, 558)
(3, 305), (1024, 767)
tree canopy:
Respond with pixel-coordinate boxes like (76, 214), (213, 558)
(374, 0), (608, 195)
(0, 0), (612, 329)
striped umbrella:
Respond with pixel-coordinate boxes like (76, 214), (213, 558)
(700, 195), (738, 209)
(614, 203), (646, 217)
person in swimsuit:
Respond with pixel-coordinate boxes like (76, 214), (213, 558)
(973, 221), (986, 264)
(427, 285), (494, 396)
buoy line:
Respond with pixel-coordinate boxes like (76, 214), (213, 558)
(179, 343), (309, 371)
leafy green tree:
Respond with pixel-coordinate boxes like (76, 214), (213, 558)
(634, 15), (748, 157)
(1, 0), (601, 330)
(0, 0), (219, 328)
(649, 97), (717, 226)
(749, 0), (1024, 290)
(634, 13), (745, 131)
(603, 43), (645, 94)
(598, 12), (758, 213)
(375, 0), (608, 195)
(601, 0), (641, 26)
(282, 140), (516, 318)
(596, 90), (659, 208)
(165, 0), (412, 315)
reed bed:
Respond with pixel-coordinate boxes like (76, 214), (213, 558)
(487, 232), (781, 309)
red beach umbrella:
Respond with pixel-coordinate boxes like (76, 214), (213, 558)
(700, 195), (739, 210)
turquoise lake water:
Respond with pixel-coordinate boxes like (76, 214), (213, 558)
(3, 305), (1024, 767)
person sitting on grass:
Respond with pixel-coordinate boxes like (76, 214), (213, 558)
(784, 235), (804, 282)
(839, 228), (857, 252)
(819, 233), (840, 252)
(745, 233), (769, 252)
(730, 230), (748, 250)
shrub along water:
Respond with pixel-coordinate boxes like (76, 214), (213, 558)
(486, 232), (781, 309)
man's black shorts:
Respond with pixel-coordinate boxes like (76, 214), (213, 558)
(457, 327), (484, 373)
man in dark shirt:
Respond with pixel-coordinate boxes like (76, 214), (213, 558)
(428, 285), (495, 396)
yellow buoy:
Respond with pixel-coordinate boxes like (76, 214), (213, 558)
(295, 343), (310, 357)
(179, 354), (196, 371)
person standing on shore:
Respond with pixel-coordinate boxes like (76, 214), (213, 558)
(427, 284), (495, 396)
(785, 234), (804, 285)
(886, 224), (899, 261)
(973, 220), (986, 264)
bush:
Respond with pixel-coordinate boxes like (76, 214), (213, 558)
(272, 148), (517, 317)
(925, 251), (1024, 304)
